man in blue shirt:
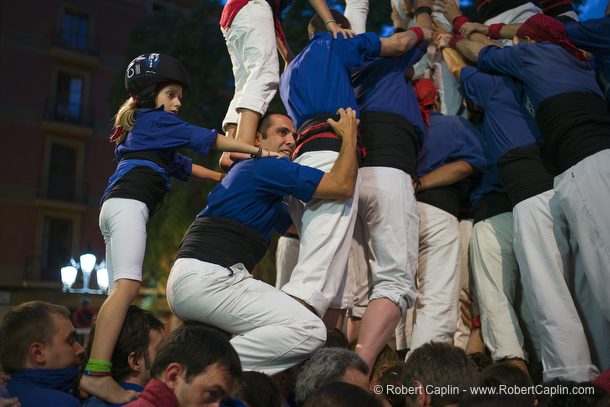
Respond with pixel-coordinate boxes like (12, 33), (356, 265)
(0, 301), (85, 406)
(278, 3), (433, 331)
(166, 109), (360, 376)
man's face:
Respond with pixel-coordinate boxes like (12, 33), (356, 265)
(258, 115), (297, 159)
(175, 362), (234, 407)
(44, 314), (84, 369)
(141, 329), (164, 383)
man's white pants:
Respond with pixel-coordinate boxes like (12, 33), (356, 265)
(408, 203), (462, 356)
(275, 235), (300, 290)
(514, 190), (599, 381)
(283, 151), (360, 316)
(470, 212), (540, 363)
(167, 258), (327, 376)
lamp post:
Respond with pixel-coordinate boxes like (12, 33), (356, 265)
(61, 252), (109, 307)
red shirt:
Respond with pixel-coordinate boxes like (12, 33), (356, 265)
(220, 0), (286, 46)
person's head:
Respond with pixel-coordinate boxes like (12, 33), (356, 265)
(372, 361), (406, 407)
(512, 14), (586, 62)
(272, 363), (302, 402)
(371, 345), (400, 383)
(150, 320), (242, 406)
(86, 305), (164, 386)
(254, 112), (297, 159)
(304, 382), (385, 407)
(402, 342), (478, 407)
(478, 362), (534, 405)
(295, 348), (370, 407)
(308, 9), (351, 39)
(325, 328), (349, 349)
(112, 53), (191, 143)
(412, 78), (440, 113)
(0, 301), (85, 373)
(231, 371), (281, 407)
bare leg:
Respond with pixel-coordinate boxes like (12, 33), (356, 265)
(347, 317), (361, 342)
(219, 124), (237, 172)
(354, 298), (401, 375)
(80, 279), (141, 404)
(322, 308), (346, 330)
(228, 108), (261, 163)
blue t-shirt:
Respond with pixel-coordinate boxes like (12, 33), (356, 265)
(460, 66), (542, 162)
(351, 43), (427, 139)
(199, 157), (324, 242)
(83, 383), (144, 407)
(416, 112), (487, 180)
(564, 16), (610, 105)
(280, 32), (382, 129)
(477, 42), (604, 109)
(0, 367), (81, 407)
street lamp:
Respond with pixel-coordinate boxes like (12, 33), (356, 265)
(61, 252), (109, 302)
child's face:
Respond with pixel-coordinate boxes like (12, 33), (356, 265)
(155, 84), (183, 114)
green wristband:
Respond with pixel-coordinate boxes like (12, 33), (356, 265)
(324, 19), (336, 26)
(85, 359), (112, 373)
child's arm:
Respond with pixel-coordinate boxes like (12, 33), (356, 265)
(277, 36), (295, 69)
(308, 0), (355, 39)
(190, 164), (226, 183)
(213, 134), (282, 158)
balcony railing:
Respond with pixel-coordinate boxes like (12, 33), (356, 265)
(44, 98), (95, 127)
(51, 26), (101, 56)
(37, 176), (89, 204)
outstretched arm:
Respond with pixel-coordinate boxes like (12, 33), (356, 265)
(190, 164), (226, 183)
(437, 33), (486, 64)
(441, 46), (468, 81)
(313, 108), (359, 199)
(213, 134), (282, 158)
(380, 0), (433, 56)
(461, 22), (521, 40)
(277, 36), (295, 69)
(418, 160), (476, 191)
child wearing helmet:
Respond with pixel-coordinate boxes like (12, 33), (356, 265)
(79, 53), (280, 404)
(218, 0), (354, 171)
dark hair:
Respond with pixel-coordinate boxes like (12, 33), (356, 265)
(150, 321), (242, 382)
(373, 361), (406, 407)
(325, 328), (349, 349)
(478, 362), (534, 404)
(304, 382), (384, 407)
(0, 301), (70, 373)
(257, 111), (289, 140)
(459, 395), (532, 407)
(402, 342), (479, 407)
(308, 9), (351, 39)
(231, 371), (281, 407)
(536, 378), (608, 407)
(371, 344), (400, 381)
(86, 305), (164, 382)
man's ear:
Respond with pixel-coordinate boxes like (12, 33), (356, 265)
(128, 352), (142, 373)
(413, 380), (429, 407)
(164, 362), (186, 391)
(254, 132), (262, 147)
(29, 342), (46, 365)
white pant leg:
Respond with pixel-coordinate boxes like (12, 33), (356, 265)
(553, 150), (610, 323)
(221, 0), (279, 128)
(167, 258), (327, 376)
(409, 203), (461, 355)
(470, 212), (530, 362)
(275, 235), (300, 289)
(359, 167), (419, 313)
(99, 198), (149, 291)
(514, 190), (599, 381)
(395, 306), (414, 352)
(282, 151), (360, 316)
(344, 0), (369, 34)
(348, 214), (370, 319)
(454, 218), (474, 350)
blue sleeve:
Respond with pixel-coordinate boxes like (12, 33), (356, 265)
(273, 203), (293, 235)
(460, 66), (498, 109)
(400, 42), (428, 69)
(451, 117), (488, 171)
(333, 32), (382, 69)
(155, 112), (218, 157)
(169, 153), (193, 182)
(564, 17), (610, 58)
(477, 44), (525, 80)
(255, 158), (325, 203)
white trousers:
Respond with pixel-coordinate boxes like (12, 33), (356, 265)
(483, 2), (542, 46)
(514, 190), (599, 381)
(553, 150), (610, 323)
(275, 235), (300, 290)
(167, 258), (327, 376)
(408, 203), (462, 355)
(99, 198), (149, 290)
(344, 0), (369, 34)
(470, 212), (540, 363)
(283, 151), (360, 316)
(221, 0), (278, 128)
(454, 218), (474, 350)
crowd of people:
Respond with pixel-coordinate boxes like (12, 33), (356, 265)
(1, 0), (610, 405)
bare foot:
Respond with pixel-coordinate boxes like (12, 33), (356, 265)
(80, 375), (139, 404)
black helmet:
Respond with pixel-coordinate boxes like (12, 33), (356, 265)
(125, 53), (191, 108)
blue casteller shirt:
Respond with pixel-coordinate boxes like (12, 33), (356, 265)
(199, 157), (324, 243)
(101, 106), (218, 203)
(564, 16), (610, 106)
(351, 43), (427, 139)
(0, 366), (81, 407)
(477, 42), (604, 109)
(417, 112), (487, 179)
(83, 382), (144, 407)
(279, 32), (382, 129)
(460, 66), (542, 162)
